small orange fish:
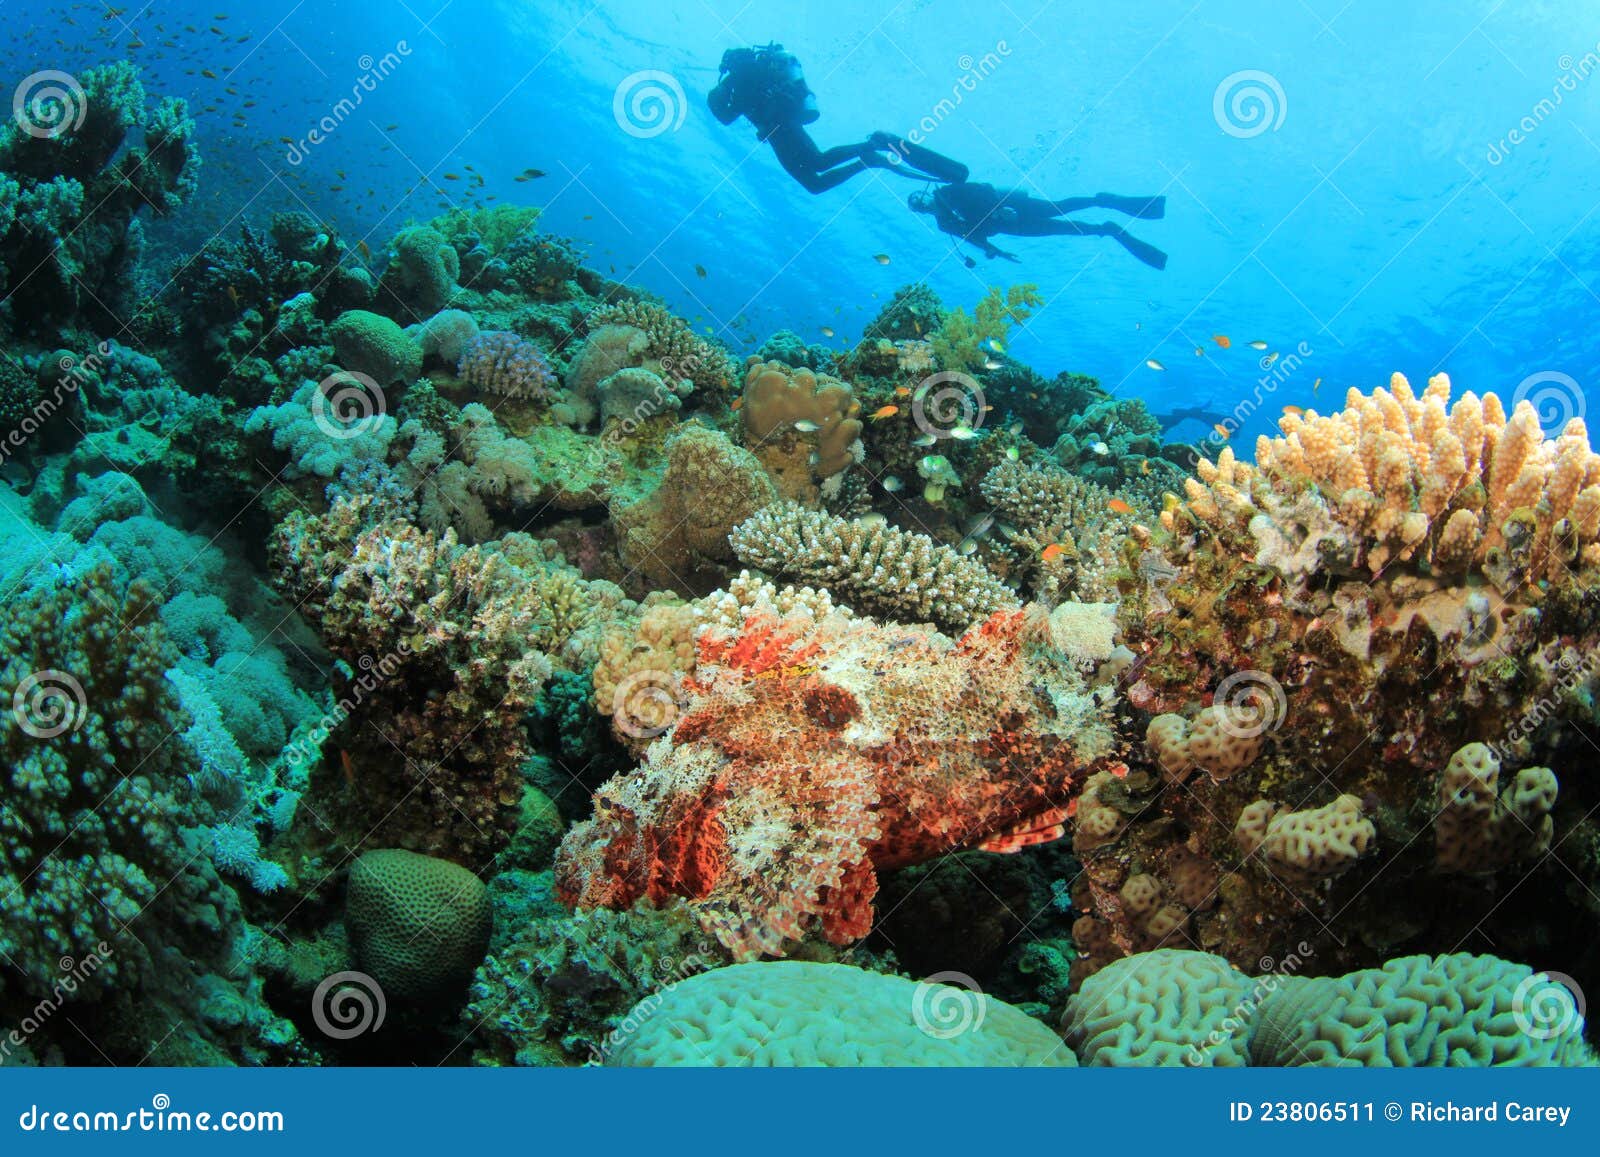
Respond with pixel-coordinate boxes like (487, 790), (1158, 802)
(1213, 334), (1232, 349)
(1213, 423), (1231, 441)
(1108, 498), (1134, 515)
(1313, 377), (1322, 392)
(869, 405), (899, 421)
(1041, 543), (1069, 563)
(730, 396), (744, 411)
(1282, 405), (1304, 417)
(894, 385), (911, 398)
(1139, 458), (1151, 475)
(357, 240), (371, 261)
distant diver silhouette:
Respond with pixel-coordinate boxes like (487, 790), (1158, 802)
(708, 44), (969, 194)
(908, 181), (1168, 269)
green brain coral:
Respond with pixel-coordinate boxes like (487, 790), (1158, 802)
(608, 961), (1074, 1067)
(1250, 953), (1595, 1067)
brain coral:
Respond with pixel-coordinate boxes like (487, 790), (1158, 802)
(607, 962), (1073, 1066)
(1250, 953), (1594, 1067)
(347, 849), (492, 1000)
(556, 582), (1117, 960)
(1063, 949), (1256, 1066)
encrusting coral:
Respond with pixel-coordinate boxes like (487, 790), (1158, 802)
(729, 502), (1017, 632)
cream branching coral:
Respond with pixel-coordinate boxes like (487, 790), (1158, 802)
(729, 502), (1019, 632)
(1171, 372), (1600, 587)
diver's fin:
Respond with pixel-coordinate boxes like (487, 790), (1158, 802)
(1096, 193), (1166, 219)
(873, 134), (969, 183)
(1110, 227), (1168, 270)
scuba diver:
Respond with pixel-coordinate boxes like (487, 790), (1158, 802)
(708, 44), (969, 194)
(908, 182), (1169, 269)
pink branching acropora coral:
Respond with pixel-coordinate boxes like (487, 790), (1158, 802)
(555, 595), (1118, 959)
(457, 329), (555, 400)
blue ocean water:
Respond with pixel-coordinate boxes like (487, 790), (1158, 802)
(7, 0), (1598, 444)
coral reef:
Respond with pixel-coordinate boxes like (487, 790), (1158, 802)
(0, 61), (198, 332)
(456, 330), (555, 401)
(611, 424), (776, 590)
(1077, 374), (1600, 989)
(271, 499), (624, 864)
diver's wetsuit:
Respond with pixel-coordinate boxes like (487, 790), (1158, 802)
(709, 45), (968, 193)
(922, 181), (1168, 269)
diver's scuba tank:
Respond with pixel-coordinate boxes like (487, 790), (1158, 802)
(759, 43), (819, 124)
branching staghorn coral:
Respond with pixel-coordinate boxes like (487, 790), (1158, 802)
(729, 502), (1018, 632)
